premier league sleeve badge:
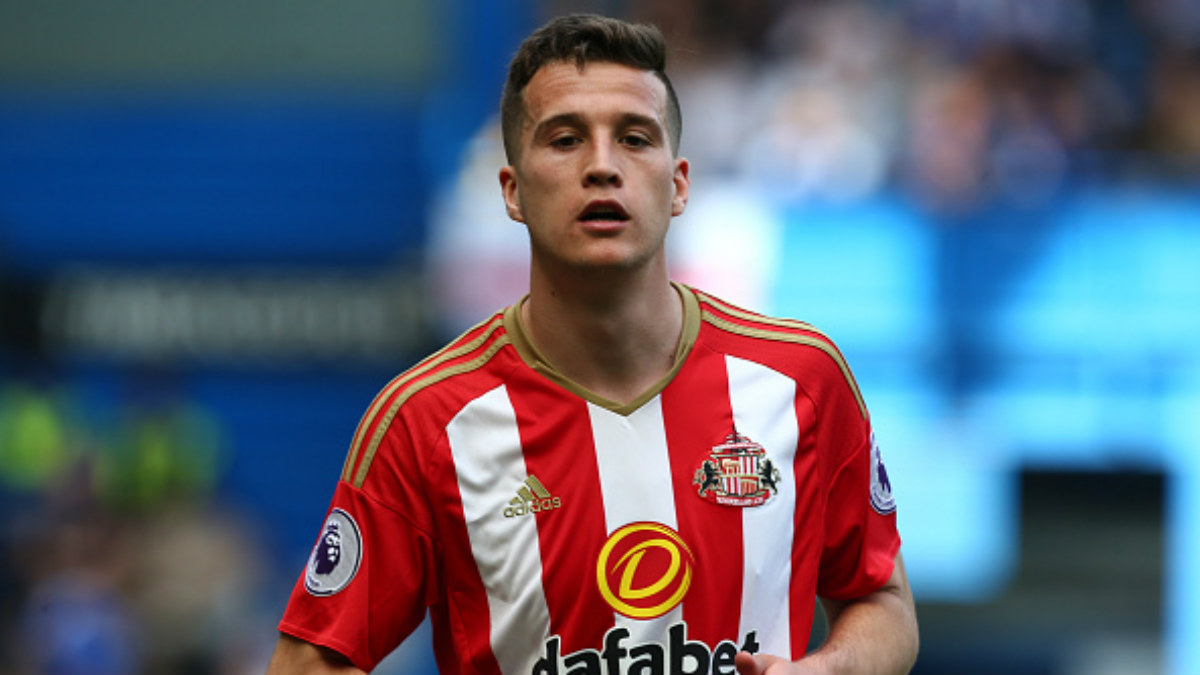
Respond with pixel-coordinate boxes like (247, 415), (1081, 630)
(869, 433), (896, 515)
(305, 508), (363, 596)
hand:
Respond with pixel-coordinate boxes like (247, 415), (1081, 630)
(734, 651), (826, 675)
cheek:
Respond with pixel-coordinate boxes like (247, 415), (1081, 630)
(521, 173), (569, 211)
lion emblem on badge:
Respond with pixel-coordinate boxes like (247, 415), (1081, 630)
(314, 522), (343, 575)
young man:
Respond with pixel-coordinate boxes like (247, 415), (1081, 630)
(268, 14), (918, 675)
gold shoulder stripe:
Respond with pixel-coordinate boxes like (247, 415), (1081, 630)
(351, 334), (511, 488)
(701, 311), (867, 420)
(341, 315), (506, 484)
(693, 288), (833, 343)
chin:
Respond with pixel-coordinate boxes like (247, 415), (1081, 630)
(534, 238), (663, 275)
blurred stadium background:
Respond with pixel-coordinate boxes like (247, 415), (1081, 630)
(1, 0), (1197, 673)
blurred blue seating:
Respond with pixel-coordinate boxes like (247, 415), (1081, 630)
(0, 95), (427, 270)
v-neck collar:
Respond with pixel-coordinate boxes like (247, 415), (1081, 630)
(503, 282), (702, 416)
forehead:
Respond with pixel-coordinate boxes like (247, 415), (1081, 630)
(521, 60), (669, 127)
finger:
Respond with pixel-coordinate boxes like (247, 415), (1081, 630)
(734, 651), (764, 675)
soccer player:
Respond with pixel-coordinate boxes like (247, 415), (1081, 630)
(267, 13), (919, 675)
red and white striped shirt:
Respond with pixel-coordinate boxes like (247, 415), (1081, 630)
(279, 284), (900, 674)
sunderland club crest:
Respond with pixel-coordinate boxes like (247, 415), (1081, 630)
(693, 429), (780, 507)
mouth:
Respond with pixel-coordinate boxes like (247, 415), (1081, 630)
(578, 200), (630, 224)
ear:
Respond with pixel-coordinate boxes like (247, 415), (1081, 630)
(499, 166), (525, 223)
(671, 157), (690, 217)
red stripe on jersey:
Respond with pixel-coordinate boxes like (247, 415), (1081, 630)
(788, 392), (823, 660)
(661, 348), (744, 647)
(507, 374), (616, 654)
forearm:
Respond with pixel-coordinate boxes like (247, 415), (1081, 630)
(804, 554), (919, 675)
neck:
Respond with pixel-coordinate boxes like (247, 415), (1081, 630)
(522, 262), (683, 406)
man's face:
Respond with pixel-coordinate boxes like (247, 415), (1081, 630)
(499, 61), (689, 275)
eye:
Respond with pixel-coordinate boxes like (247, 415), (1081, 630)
(622, 133), (651, 148)
(550, 134), (582, 149)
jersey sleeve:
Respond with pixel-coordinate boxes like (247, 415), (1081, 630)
(278, 478), (435, 672)
(813, 359), (900, 601)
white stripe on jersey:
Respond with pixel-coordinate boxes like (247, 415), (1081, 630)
(588, 397), (684, 644)
(446, 384), (550, 675)
(726, 355), (799, 658)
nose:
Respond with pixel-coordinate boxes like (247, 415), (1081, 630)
(583, 142), (622, 187)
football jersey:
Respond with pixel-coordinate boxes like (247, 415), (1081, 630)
(279, 284), (900, 674)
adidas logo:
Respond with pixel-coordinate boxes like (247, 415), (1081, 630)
(503, 475), (563, 518)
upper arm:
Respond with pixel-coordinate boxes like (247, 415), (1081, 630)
(266, 633), (366, 675)
(819, 550), (914, 626)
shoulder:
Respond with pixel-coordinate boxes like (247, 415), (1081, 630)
(691, 286), (843, 363)
(688, 286), (866, 419)
(378, 310), (516, 415)
(341, 310), (521, 487)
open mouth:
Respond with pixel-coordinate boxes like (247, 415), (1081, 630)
(579, 201), (630, 222)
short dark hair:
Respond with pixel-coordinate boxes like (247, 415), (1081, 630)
(500, 13), (682, 163)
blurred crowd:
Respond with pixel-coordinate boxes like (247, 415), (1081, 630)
(0, 368), (271, 675)
(628, 0), (1200, 206)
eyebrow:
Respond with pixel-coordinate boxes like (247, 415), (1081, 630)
(530, 112), (586, 141)
(530, 111), (666, 142)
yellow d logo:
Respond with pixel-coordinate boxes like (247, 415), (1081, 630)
(596, 522), (695, 619)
